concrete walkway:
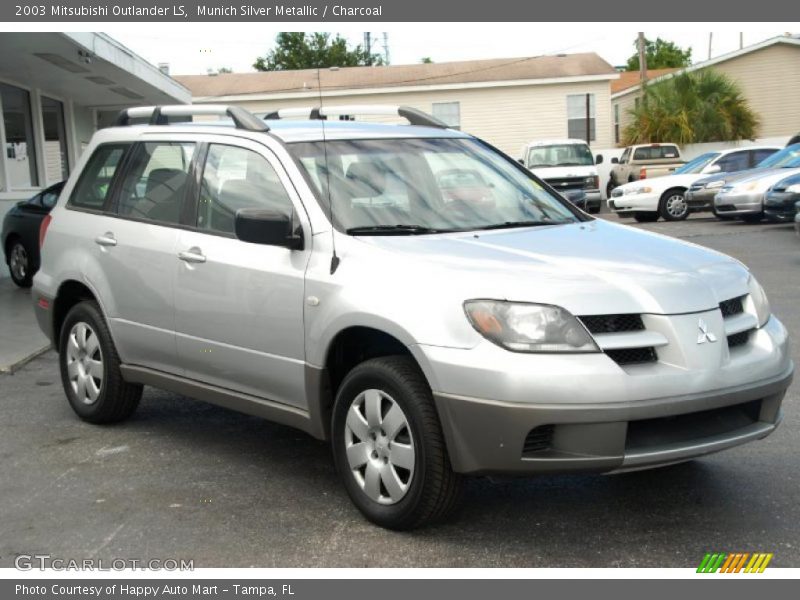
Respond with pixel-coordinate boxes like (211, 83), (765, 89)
(0, 271), (49, 373)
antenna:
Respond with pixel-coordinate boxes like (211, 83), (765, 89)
(317, 67), (340, 274)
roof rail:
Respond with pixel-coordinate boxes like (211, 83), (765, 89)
(114, 104), (270, 132)
(263, 105), (448, 129)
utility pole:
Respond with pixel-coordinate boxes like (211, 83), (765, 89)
(740, 32), (744, 49)
(363, 32), (372, 65)
(708, 32), (713, 59)
(382, 32), (390, 65)
(637, 32), (648, 105)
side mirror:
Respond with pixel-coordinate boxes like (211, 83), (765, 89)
(517, 158), (524, 165)
(706, 164), (722, 174)
(611, 157), (619, 164)
(595, 154), (604, 165)
(235, 209), (303, 250)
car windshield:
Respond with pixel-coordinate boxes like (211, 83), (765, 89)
(674, 152), (720, 174)
(290, 137), (583, 234)
(526, 143), (594, 168)
(757, 143), (800, 168)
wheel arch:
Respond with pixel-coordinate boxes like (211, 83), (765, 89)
(52, 279), (101, 351)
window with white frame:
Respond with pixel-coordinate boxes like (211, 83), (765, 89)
(1, 81), (39, 189)
(41, 96), (69, 184)
(432, 102), (460, 130)
(567, 94), (596, 142)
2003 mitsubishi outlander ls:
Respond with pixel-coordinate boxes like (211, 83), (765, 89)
(33, 105), (792, 529)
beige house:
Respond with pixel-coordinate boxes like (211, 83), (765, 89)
(175, 53), (619, 157)
(611, 36), (800, 146)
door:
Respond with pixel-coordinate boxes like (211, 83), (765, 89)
(174, 140), (311, 408)
(98, 141), (196, 374)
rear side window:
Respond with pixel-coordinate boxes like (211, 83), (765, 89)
(68, 144), (129, 209)
(115, 142), (195, 225)
(715, 151), (750, 173)
(751, 148), (778, 165)
(197, 144), (293, 235)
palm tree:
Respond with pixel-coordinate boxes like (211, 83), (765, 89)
(623, 70), (759, 145)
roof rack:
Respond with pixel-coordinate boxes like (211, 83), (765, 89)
(263, 105), (448, 129)
(114, 104), (270, 132)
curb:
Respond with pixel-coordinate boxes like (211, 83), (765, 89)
(0, 344), (51, 375)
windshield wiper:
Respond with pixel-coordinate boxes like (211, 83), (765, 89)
(473, 220), (573, 231)
(345, 224), (454, 235)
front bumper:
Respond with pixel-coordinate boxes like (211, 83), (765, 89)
(608, 191), (660, 214)
(714, 191), (764, 216)
(764, 190), (800, 222)
(417, 314), (792, 475)
(686, 188), (721, 211)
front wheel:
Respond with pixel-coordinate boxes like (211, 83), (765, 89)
(58, 300), (142, 424)
(659, 188), (689, 221)
(331, 356), (462, 530)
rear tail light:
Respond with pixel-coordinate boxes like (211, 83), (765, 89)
(639, 167), (648, 180)
(39, 214), (52, 250)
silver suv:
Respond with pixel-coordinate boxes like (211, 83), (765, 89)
(33, 105), (793, 530)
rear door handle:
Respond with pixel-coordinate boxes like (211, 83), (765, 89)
(94, 233), (117, 247)
(178, 248), (206, 264)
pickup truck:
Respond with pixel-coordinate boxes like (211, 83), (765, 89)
(607, 143), (684, 197)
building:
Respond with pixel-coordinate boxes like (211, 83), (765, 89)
(0, 32), (190, 215)
(175, 53), (619, 158)
(611, 36), (800, 145)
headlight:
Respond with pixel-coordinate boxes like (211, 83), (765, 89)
(785, 183), (800, 194)
(706, 180), (725, 189)
(743, 181), (760, 191)
(630, 186), (653, 195)
(747, 276), (771, 327)
(464, 300), (599, 353)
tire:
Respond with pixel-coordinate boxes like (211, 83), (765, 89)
(659, 188), (689, 221)
(741, 213), (764, 223)
(331, 356), (462, 530)
(7, 238), (33, 287)
(634, 212), (659, 223)
(606, 180), (615, 200)
(58, 300), (142, 424)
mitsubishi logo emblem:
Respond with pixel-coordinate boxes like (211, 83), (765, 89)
(697, 319), (717, 344)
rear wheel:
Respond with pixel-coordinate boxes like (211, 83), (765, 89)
(659, 188), (689, 221)
(7, 239), (33, 287)
(58, 300), (142, 424)
(331, 356), (462, 530)
(634, 212), (659, 223)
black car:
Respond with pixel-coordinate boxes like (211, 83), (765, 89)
(764, 172), (800, 223)
(2, 181), (64, 287)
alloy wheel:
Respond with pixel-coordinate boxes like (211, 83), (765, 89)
(9, 243), (28, 281)
(344, 389), (416, 505)
(65, 322), (104, 405)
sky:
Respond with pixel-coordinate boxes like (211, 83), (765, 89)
(104, 23), (800, 76)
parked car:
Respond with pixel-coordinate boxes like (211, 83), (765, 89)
(607, 143), (684, 196)
(795, 201), (800, 237)
(686, 144), (800, 219)
(608, 146), (780, 222)
(764, 172), (800, 222)
(2, 181), (64, 287)
(715, 165), (800, 222)
(33, 105), (792, 530)
(521, 139), (602, 213)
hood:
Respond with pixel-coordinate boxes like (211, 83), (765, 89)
(529, 165), (596, 179)
(349, 219), (749, 316)
(726, 167), (800, 192)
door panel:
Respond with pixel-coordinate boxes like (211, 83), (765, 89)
(174, 140), (310, 408)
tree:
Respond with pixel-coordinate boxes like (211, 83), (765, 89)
(420, 57), (434, 64)
(253, 32), (384, 71)
(623, 70), (759, 145)
(625, 37), (692, 71)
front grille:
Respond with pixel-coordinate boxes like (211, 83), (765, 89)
(605, 347), (657, 366)
(727, 330), (752, 348)
(719, 296), (745, 317)
(522, 425), (555, 455)
(579, 314), (645, 334)
(626, 399), (762, 453)
(716, 204), (736, 212)
(545, 177), (585, 191)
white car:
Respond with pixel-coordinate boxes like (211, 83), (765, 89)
(608, 146), (781, 222)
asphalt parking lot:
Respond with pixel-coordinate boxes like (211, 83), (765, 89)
(1, 214), (798, 568)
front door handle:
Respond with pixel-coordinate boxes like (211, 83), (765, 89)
(94, 233), (117, 247)
(178, 248), (206, 264)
